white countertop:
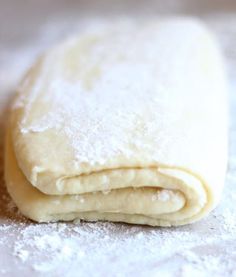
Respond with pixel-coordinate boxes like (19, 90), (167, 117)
(0, 1), (235, 276)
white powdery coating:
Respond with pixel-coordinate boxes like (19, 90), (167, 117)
(0, 14), (236, 277)
(151, 189), (177, 202)
(2, 211), (235, 276)
(15, 20), (203, 166)
(73, 195), (85, 203)
(14, 249), (29, 262)
(34, 233), (62, 250)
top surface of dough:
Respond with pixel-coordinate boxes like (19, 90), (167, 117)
(10, 18), (228, 196)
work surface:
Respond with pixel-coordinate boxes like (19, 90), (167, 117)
(0, 1), (236, 276)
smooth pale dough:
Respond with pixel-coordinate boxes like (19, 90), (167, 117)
(5, 18), (228, 226)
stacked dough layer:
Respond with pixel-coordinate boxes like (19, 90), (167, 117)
(5, 18), (228, 226)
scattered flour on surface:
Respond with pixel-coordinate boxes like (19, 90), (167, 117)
(0, 12), (235, 277)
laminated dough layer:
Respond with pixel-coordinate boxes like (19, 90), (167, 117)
(5, 18), (228, 226)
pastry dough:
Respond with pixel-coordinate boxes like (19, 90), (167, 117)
(5, 18), (228, 226)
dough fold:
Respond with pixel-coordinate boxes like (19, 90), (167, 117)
(5, 18), (228, 226)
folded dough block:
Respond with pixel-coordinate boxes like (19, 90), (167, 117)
(5, 18), (228, 226)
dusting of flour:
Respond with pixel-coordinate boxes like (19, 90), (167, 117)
(0, 13), (236, 277)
